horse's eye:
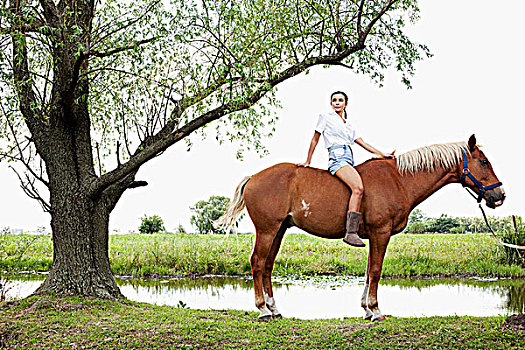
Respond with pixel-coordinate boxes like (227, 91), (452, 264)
(480, 159), (489, 167)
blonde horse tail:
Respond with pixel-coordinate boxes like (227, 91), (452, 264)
(214, 176), (251, 233)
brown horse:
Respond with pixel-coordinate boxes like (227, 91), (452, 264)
(216, 135), (505, 321)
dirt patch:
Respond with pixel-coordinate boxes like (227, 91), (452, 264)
(0, 322), (19, 348)
(502, 314), (525, 334)
(341, 323), (377, 333)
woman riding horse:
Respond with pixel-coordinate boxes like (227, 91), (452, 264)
(216, 134), (505, 321)
(298, 91), (395, 247)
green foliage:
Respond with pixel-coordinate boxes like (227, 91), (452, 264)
(190, 196), (231, 234)
(497, 216), (525, 266)
(176, 300), (188, 309)
(1, 0), (431, 171)
(138, 215), (165, 234)
(405, 210), (517, 234)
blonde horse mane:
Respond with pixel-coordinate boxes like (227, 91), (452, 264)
(396, 141), (469, 175)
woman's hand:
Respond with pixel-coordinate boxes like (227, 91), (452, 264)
(356, 138), (395, 159)
(298, 132), (320, 168)
(379, 150), (396, 159)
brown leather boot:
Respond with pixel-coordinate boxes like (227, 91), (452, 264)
(343, 211), (365, 247)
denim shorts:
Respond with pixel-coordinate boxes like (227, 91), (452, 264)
(328, 145), (354, 175)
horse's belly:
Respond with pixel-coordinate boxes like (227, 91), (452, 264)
(289, 190), (348, 238)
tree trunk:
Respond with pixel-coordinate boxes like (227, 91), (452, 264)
(33, 102), (124, 298)
(34, 190), (123, 299)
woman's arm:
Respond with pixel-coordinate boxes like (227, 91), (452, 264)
(297, 132), (321, 166)
(355, 138), (395, 159)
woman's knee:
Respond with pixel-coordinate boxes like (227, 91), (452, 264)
(352, 183), (364, 197)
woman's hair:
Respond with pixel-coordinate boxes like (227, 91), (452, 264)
(330, 91), (349, 119)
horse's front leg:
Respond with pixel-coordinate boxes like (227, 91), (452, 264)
(365, 231), (391, 322)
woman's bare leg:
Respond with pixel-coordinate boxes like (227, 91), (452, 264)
(334, 165), (365, 246)
(334, 165), (364, 211)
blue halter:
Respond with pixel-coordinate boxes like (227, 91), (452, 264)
(460, 151), (502, 203)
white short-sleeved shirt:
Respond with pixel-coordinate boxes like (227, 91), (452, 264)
(315, 111), (361, 148)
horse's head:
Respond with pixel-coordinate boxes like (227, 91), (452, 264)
(461, 134), (505, 208)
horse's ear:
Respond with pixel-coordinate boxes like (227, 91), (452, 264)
(468, 134), (476, 151)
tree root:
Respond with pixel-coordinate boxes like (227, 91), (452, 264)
(502, 314), (525, 334)
(12, 298), (95, 319)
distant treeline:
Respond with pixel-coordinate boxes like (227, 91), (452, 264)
(405, 209), (516, 234)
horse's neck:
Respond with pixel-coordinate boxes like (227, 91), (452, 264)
(398, 166), (459, 208)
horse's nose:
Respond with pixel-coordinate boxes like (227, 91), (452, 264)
(500, 187), (506, 201)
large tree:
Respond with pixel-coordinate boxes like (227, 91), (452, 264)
(0, 0), (430, 298)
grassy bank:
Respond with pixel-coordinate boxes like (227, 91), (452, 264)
(0, 296), (522, 349)
(1, 233), (524, 277)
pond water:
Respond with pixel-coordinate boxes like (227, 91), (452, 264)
(4, 274), (524, 319)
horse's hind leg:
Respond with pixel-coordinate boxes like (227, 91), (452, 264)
(251, 224), (282, 320)
(361, 252), (373, 320)
(262, 222), (287, 318)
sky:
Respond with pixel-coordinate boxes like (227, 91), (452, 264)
(1, 0), (524, 234)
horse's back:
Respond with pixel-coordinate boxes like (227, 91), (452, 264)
(244, 163), (350, 237)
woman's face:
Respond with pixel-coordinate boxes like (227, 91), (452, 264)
(331, 93), (347, 115)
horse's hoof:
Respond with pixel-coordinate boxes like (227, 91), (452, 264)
(272, 314), (283, 319)
(372, 315), (387, 322)
(258, 315), (273, 322)
(363, 314), (373, 321)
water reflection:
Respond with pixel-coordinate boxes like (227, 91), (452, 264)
(380, 277), (525, 314)
(4, 274), (524, 319)
(503, 284), (525, 314)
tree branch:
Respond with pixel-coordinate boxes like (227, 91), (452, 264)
(10, 24), (49, 151)
(86, 37), (157, 58)
(128, 181), (147, 189)
(10, 166), (51, 212)
(88, 42), (364, 198)
(358, 0), (396, 46)
(5, 116), (49, 187)
(357, 0), (365, 37)
(38, 0), (60, 27)
(0, 19), (50, 34)
(91, 0), (161, 47)
(73, 36), (159, 90)
(85, 0), (399, 198)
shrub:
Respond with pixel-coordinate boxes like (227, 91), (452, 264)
(138, 215), (165, 234)
(407, 221), (426, 234)
(497, 216), (525, 266)
(408, 208), (427, 223)
(449, 226), (465, 234)
(190, 196), (232, 234)
(425, 214), (459, 233)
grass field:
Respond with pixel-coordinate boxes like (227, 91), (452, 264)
(1, 232), (524, 277)
(1, 234), (524, 349)
(0, 296), (523, 349)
